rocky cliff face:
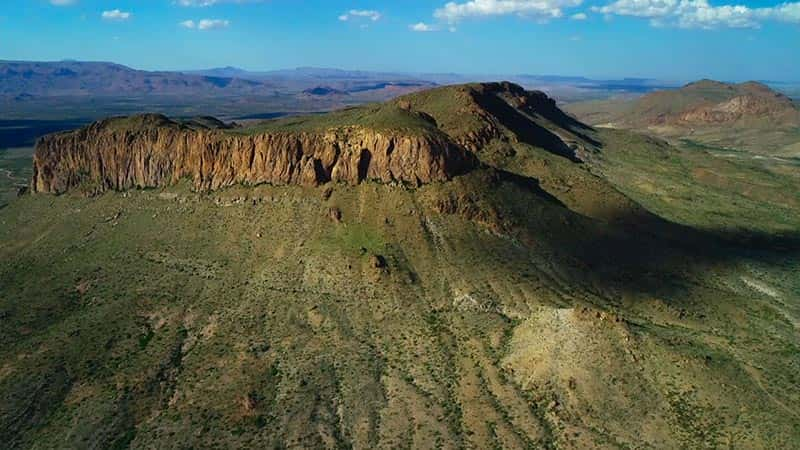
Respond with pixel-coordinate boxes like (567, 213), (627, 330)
(32, 115), (477, 194)
(622, 80), (800, 128)
(678, 94), (800, 124)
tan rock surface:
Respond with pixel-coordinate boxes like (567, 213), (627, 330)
(32, 116), (477, 194)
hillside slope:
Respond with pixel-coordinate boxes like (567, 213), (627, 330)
(3, 83), (799, 449)
(566, 80), (800, 155)
(624, 80), (799, 127)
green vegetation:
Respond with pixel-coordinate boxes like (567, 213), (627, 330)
(230, 103), (439, 135)
(392, 83), (493, 137)
(100, 114), (180, 132)
(594, 128), (800, 234)
(1, 83), (799, 448)
(316, 222), (387, 255)
(2, 158), (797, 448)
(0, 147), (33, 207)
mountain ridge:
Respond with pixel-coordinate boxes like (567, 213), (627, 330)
(565, 79), (800, 155)
(0, 60), (275, 97)
(0, 60), (438, 100)
(31, 82), (595, 197)
(638, 79), (799, 126)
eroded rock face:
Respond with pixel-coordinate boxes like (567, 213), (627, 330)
(678, 94), (798, 124)
(32, 117), (477, 194)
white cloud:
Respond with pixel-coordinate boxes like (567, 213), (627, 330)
(408, 21), (458, 32)
(102, 9), (132, 21)
(593, 0), (800, 29)
(50, 0), (76, 5)
(180, 18), (230, 29)
(339, 9), (382, 22)
(410, 22), (438, 31)
(571, 12), (587, 19)
(177, 0), (218, 5)
(198, 19), (230, 30)
(176, 0), (261, 6)
(763, 2), (800, 22)
(434, 0), (583, 23)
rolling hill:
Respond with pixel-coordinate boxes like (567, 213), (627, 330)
(2, 83), (799, 448)
(566, 80), (800, 156)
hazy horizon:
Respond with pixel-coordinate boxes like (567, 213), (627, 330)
(2, 0), (799, 82)
(5, 59), (800, 86)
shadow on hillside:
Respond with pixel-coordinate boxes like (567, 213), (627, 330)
(516, 92), (602, 148)
(495, 169), (566, 208)
(556, 208), (800, 300)
(473, 91), (583, 162)
(530, 99), (596, 135)
(483, 172), (800, 301)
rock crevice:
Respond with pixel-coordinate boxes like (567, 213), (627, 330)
(32, 118), (477, 194)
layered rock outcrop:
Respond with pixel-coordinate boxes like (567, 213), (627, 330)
(678, 94), (800, 124)
(32, 115), (477, 194)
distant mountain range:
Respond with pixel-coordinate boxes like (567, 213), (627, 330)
(0, 61), (437, 100)
(1, 60), (689, 103)
(186, 67), (680, 94)
(184, 66), (428, 82)
(0, 61), (275, 98)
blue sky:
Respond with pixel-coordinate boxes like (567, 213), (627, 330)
(1, 0), (799, 81)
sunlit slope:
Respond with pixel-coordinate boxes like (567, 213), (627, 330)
(566, 80), (800, 155)
(2, 83), (799, 448)
(2, 168), (799, 448)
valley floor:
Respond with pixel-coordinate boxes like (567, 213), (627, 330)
(0, 147), (33, 208)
